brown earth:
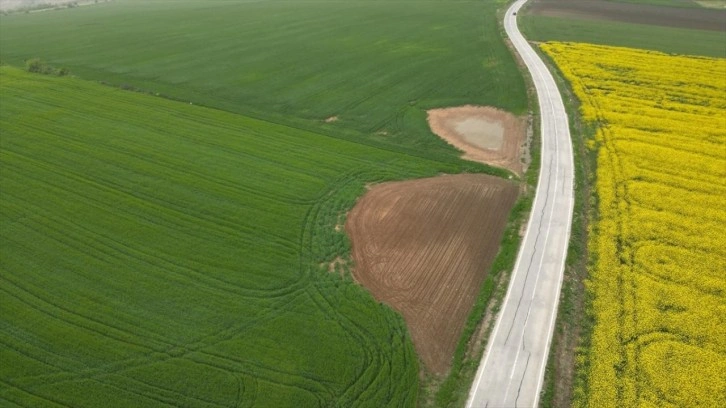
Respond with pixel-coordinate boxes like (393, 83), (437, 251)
(427, 106), (528, 176)
(527, 0), (726, 31)
(346, 174), (518, 374)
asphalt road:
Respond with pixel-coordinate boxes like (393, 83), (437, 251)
(465, 1), (575, 407)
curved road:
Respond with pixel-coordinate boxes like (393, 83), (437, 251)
(466, 1), (575, 407)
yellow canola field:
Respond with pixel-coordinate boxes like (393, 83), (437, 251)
(541, 42), (726, 407)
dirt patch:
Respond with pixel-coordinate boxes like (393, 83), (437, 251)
(427, 106), (528, 176)
(346, 174), (518, 374)
(527, 0), (726, 31)
(455, 117), (504, 149)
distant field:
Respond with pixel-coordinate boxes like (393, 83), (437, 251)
(564, 0), (711, 8)
(521, 0), (726, 58)
(0, 0), (527, 157)
(520, 16), (726, 57)
(0, 65), (500, 407)
(606, 0), (724, 8)
(542, 42), (726, 408)
(524, 0), (725, 30)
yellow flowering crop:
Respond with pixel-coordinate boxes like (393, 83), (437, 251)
(541, 42), (726, 407)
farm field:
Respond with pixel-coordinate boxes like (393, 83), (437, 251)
(520, 0), (726, 58)
(346, 174), (518, 374)
(0, 0), (527, 157)
(0, 0), (99, 12)
(0, 65), (503, 407)
(606, 0), (717, 7)
(541, 42), (726, 407)
(0, 0), (535, 405)
(520, 16), (726, 58)
(525, 0), (725, 29)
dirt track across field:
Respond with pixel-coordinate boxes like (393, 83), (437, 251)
(346, 174), (518, 373)
(527, 0), (726, 31)
(427, 106), (528, 176)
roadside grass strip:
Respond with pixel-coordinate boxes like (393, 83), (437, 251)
(0, 1), (533, 404)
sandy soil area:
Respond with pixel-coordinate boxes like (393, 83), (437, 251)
(346, 174), (518, 373)
(427, 105), (528, 176)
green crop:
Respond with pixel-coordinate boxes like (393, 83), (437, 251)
(0, 0), (527, 156)
(0, 64), (495, 406)
(0, 0), (529, 405)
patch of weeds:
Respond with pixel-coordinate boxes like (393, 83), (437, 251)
(25, 58), (69, 76)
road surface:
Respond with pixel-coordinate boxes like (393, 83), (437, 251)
(466, 1), (575, 407)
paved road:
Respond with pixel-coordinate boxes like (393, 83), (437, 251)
(465, 1), (575, 407)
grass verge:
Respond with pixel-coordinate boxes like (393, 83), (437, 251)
(531, 44), (597, 408)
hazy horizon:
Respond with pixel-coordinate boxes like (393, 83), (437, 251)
(0, 0), (88, 12)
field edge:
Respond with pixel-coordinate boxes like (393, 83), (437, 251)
(532, 43), (596, 408)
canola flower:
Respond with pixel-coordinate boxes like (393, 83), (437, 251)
(541, 42), (726, 407)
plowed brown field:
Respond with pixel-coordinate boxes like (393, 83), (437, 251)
(346, 174), (518, 373)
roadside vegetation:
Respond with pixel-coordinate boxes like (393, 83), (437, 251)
(533, 46), (596, 408)
(542, 42), (726, 407)
(24, 57), (68, 75)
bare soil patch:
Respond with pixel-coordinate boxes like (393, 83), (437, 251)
(324, 256), (347, 274)
(427, 106), (528, 176)
(346, 174), (518, 374)
(527, 0), (726, 31)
